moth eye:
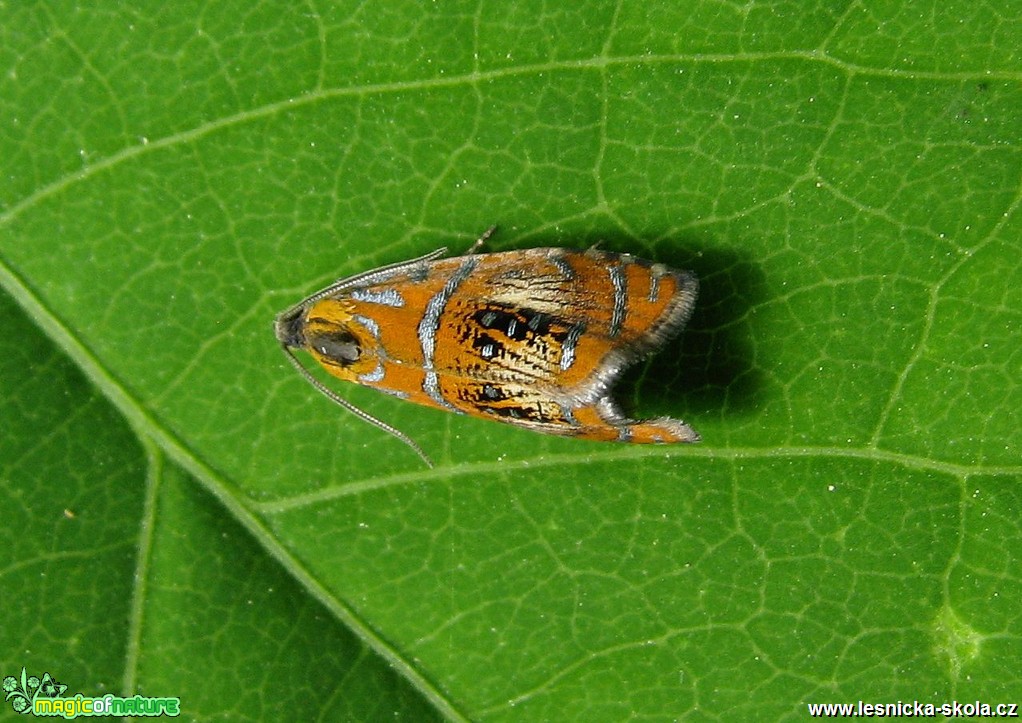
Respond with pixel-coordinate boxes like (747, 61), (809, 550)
(311, 330), (361, 364)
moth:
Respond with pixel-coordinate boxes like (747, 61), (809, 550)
(275, 228), (699, 466)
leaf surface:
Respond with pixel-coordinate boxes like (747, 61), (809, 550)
(2, 1), (1020, 719)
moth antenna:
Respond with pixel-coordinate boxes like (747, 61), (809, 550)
(280, 345), (434, 468)
(467, 225), (498, 254)
(276, 247), (450, 325)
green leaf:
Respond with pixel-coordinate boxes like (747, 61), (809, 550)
(2, 1), (1019, 719)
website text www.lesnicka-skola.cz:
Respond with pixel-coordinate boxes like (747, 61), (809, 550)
(807, 700), (1019, 717)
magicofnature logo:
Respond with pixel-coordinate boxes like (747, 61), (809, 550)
(3, 668), (180, 717)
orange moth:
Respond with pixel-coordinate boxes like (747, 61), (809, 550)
(275, 228), (699, 466)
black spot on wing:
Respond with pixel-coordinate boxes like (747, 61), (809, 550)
(455, 382), (564, 424)
(472, 307), (554, 341)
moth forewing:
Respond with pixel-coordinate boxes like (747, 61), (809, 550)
(275, 238), (699, 465)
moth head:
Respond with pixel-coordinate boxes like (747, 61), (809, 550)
(274, 305), (307, 350)
(291, 299), (380, 382)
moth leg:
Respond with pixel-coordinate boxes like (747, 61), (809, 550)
(467, 225), (498, 254)
(570, 397), (700, 444)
